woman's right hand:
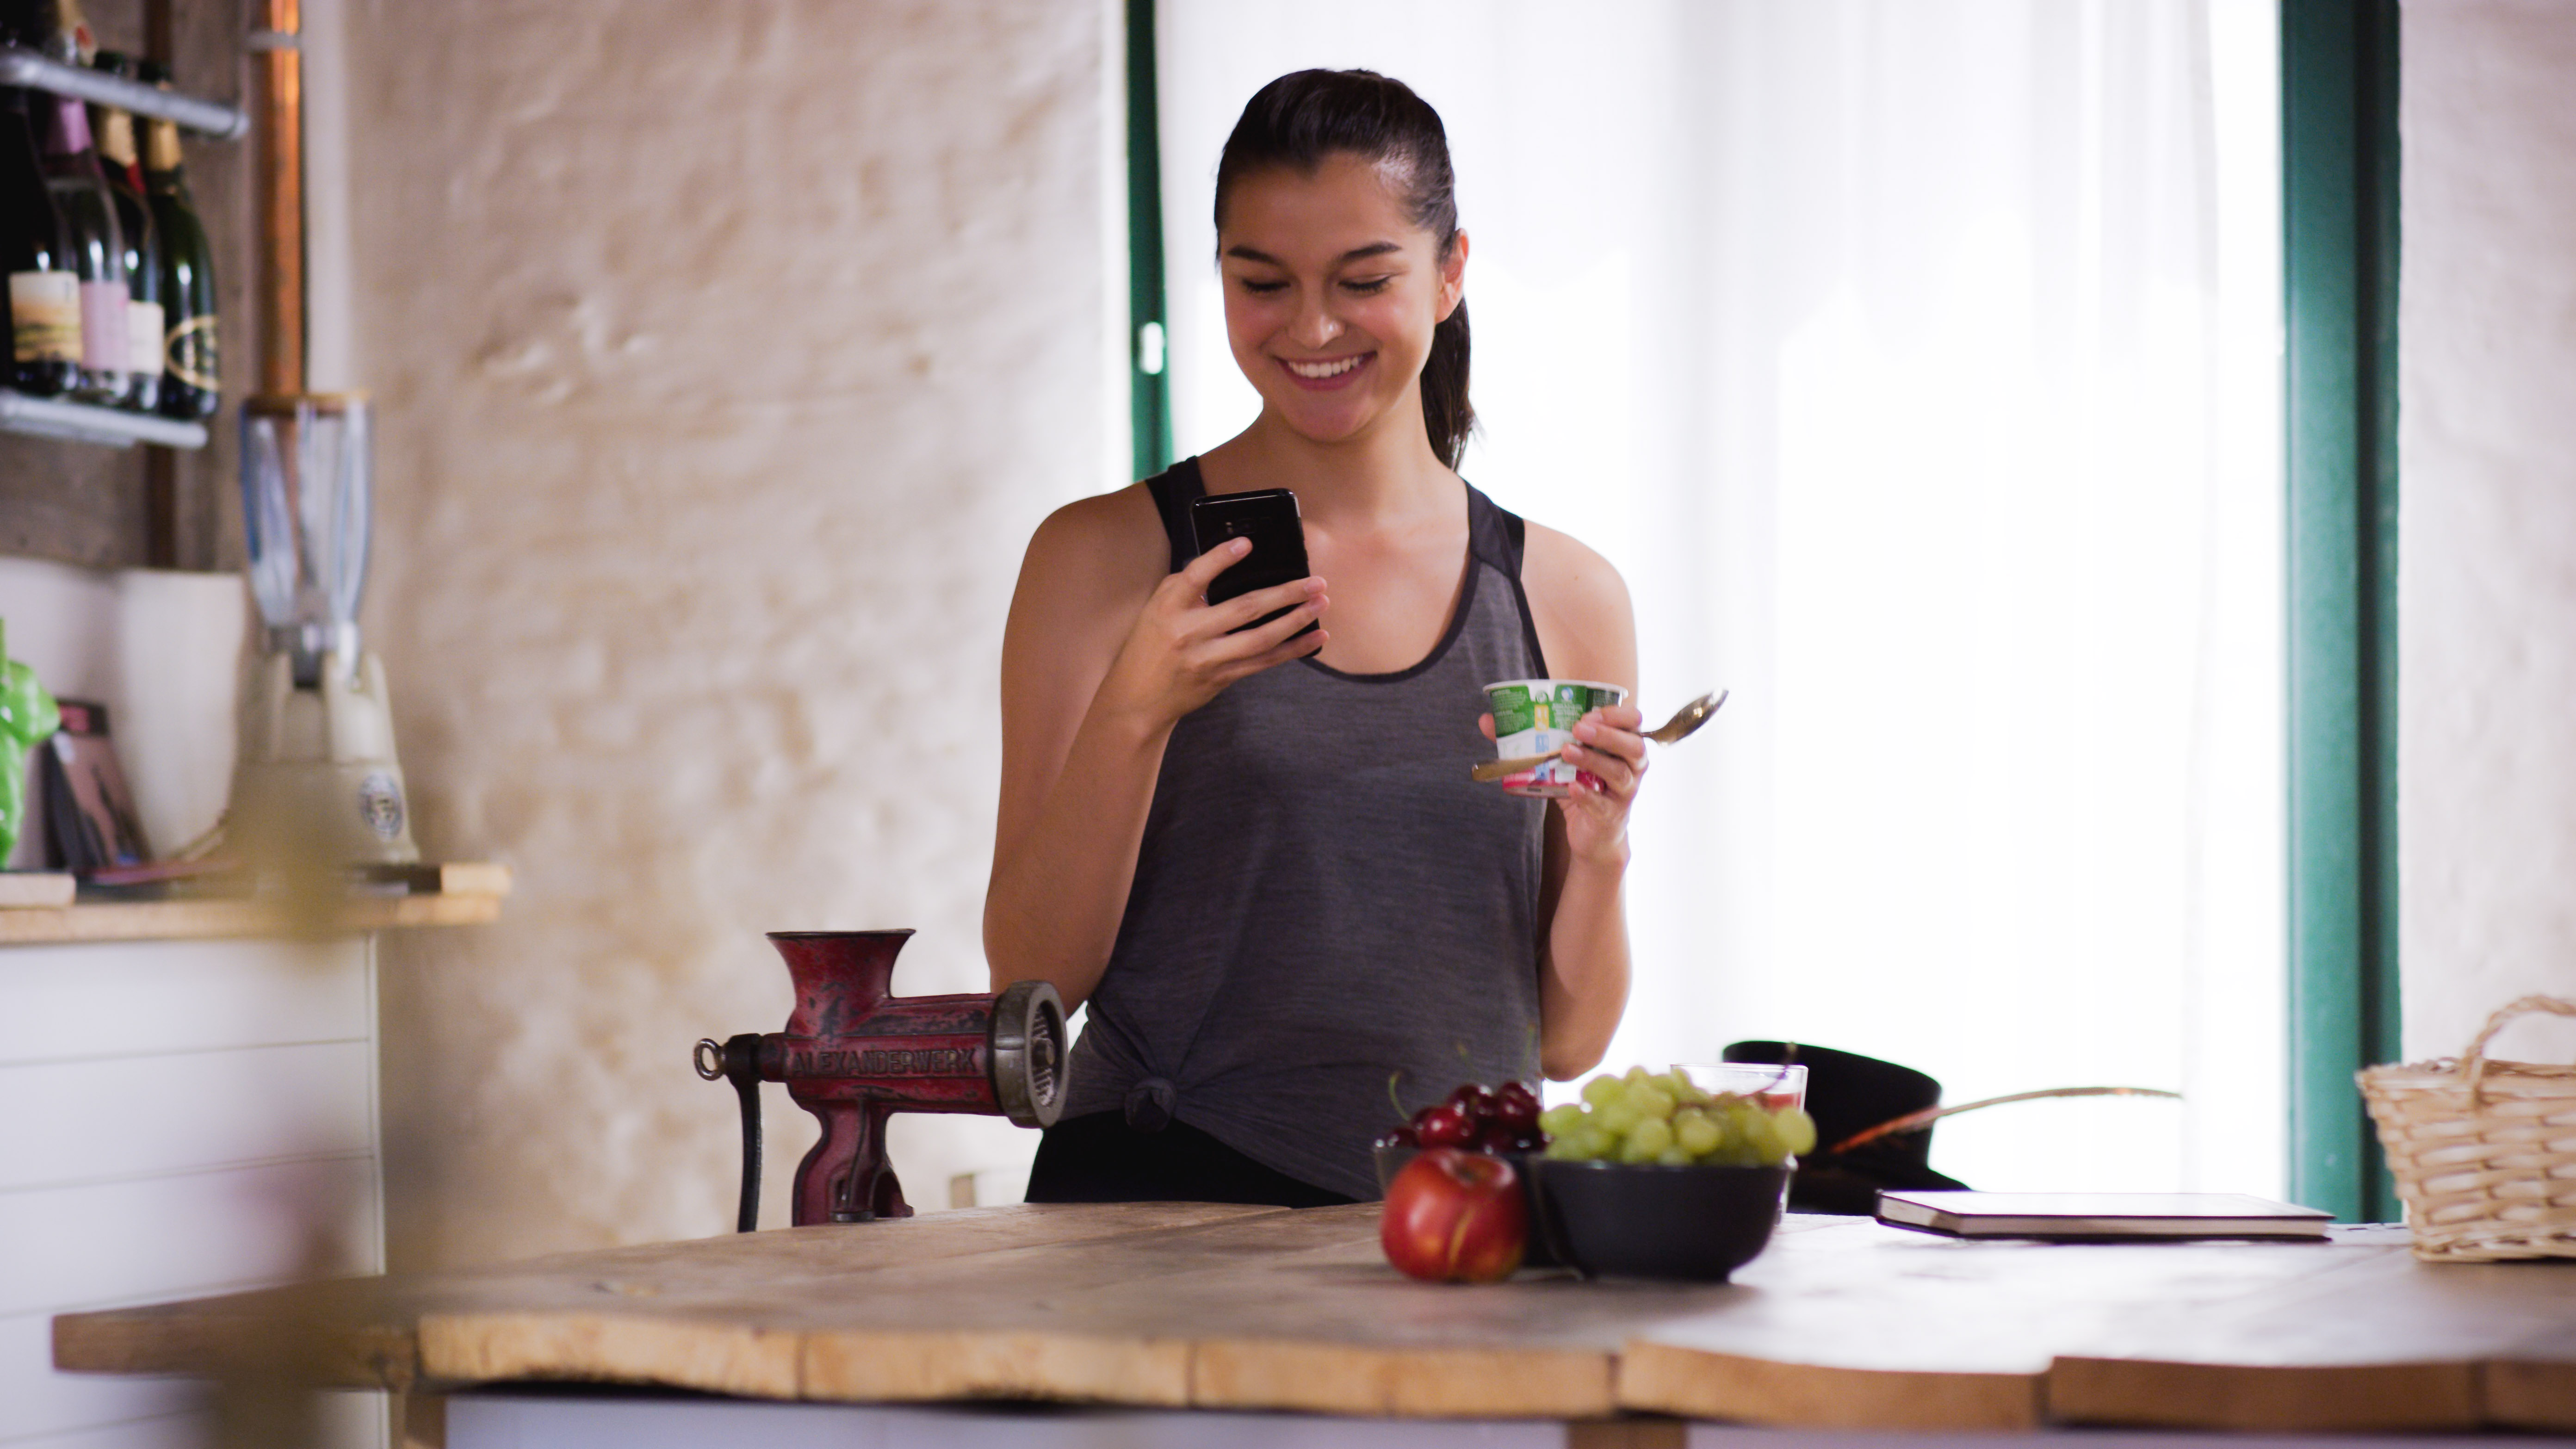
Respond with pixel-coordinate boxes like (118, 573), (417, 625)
(1093, 538), (1328, 729)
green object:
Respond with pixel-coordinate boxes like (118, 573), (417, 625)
(2283, 0), (2403, 1223)
(0, 622), (64, 863)
(1484, 678), (1627, 795)
(1125, 0), (1172, 479)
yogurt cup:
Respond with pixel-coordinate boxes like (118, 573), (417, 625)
(1483, 678), (1629, 797)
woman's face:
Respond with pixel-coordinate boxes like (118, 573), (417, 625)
(1217, 152), (1466, 451)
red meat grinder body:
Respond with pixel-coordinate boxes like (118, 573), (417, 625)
(694, 930), (1066, 1227)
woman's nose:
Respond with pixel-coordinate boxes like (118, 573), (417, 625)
(1290, 293), (1342, 349)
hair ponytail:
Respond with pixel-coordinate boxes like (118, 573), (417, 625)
(1421, 297), (1473, 470)
(1216, 69), (1476, 470)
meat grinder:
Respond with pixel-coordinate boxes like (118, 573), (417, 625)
(695, 930), (1067, 1228)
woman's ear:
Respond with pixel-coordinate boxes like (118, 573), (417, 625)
(1438, 230), (1471, 322)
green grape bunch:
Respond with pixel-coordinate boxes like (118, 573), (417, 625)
(1539, 1066), (1818, 1167)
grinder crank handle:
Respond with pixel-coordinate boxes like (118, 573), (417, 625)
(694, 1034), (766, 1232)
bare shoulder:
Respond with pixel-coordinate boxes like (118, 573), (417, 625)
(1014, 483), (1169, 616)
(1520, 521), (1636, 688)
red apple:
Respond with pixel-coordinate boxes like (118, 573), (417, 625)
(1380, 1147), (1527, 1283)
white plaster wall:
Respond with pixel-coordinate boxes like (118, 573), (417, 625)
(342, 0), (1113, 1268)
(0, 557), (243, 865)
(2400, 0), (2576, 1067)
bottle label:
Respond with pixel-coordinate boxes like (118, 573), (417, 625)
(124, 299), (163, 377)
(144, 117), (183, 175)
(98, 109), (137, 167)
(45, 95), (93, 156)
(9, 271), (81, 363)
(78, 279), (126, 370)
(166, 313), (216, 390)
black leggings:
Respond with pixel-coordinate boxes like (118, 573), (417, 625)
(1023, 1111), (1357, 1208)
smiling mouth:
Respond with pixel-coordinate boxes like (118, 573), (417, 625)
(1280, 353), (1373, 386)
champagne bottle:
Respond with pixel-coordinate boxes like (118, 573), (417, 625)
(35, 87), (125, 403)
(36, 0), (90, 64)
(88, 51), (157, 411)
(2, 84), (81, 396)
(0, 0), (46, 48)
(137, 59), (214, 419)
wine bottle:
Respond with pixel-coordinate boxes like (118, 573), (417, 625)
(137, 59), (214, 419)
(0, 0), (48, 48)
(89, 51), (157, 411)
(2, 84), (81, 396)
(35, 88), (124, 402)
(36, 0), (90, 64)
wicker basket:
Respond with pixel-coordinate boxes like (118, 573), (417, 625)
(2360, 995), (2576, 1262)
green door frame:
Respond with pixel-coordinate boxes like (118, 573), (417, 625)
(1122, 3), (2406, 1219)
(1125, 0), (1173, 479)
(2281, 0), (2402, 1224)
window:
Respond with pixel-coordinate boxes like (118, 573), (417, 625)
(1141, 1), (2290, 1196)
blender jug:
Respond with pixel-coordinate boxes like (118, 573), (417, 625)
(229, 394), (419, 865)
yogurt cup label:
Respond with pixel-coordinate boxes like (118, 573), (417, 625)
(1483, 677), (1627, 797)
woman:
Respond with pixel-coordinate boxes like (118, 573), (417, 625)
(986, 69), (1646, 1206)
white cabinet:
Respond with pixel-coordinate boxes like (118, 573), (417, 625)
(0, 938), (387, 1449)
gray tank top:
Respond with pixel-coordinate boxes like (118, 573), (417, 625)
(1059, 458), (1552, 1200)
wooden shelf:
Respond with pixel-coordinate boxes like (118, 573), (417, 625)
(0, 388), (211, 448)
(0, 44), (248, 138)
(0, 863), (510, 944)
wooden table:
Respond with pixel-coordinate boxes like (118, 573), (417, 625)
(50, 1202), (2576, 1440)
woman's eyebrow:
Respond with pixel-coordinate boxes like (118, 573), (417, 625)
(1222, 241), (1405, 266)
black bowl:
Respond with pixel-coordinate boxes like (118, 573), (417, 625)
(1372, 1142), (1561, 1268)
(1530, 1158), (1790, 1281)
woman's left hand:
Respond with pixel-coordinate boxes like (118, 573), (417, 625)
(1557, 705), (1646, 864)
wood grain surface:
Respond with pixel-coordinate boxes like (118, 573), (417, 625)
(51, 1202), (2576, 1429)
(2048, 1225), (2576, 1433)
(1618, 1217), (2382, 1431)
(2486, 1318), (2576, 1433)
(0, 865), (510, 944)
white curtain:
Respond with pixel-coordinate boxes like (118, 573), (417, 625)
(1158, 0), (2283, 1195)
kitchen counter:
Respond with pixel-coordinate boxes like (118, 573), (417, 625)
(50, 1201), (2576, 1436)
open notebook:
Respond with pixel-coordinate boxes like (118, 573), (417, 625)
(1876, 1191), (2334, 1241)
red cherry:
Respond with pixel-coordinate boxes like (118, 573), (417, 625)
(1378, 1123), (1422, 1149)
(1508, 1130), (1546, 1153)
(1474, 1121), (1523, 1155)
(1447, 1084), (1498, 1123)
(1414, 1103), (1476, 1148)
(1492, 1081), (1541, 1132)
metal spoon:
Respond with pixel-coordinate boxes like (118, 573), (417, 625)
(1469, 688), (1729, 783)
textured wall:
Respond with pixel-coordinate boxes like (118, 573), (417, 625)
(2400, 0), (2576, 1065)
(344, 0), (1111, 1268)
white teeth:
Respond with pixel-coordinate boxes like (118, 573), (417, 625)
(1286, 355), (1366, 378)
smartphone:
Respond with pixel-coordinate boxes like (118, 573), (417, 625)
(1189, 488), (1316, 635)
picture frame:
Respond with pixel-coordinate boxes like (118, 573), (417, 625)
(40, 699), (151, 876)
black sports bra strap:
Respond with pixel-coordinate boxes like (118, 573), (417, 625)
(1466, 485), (1550, 678)
(1144, 458), (1207, 575)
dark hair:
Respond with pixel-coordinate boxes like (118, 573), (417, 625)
(1214, 69), (1474, 471)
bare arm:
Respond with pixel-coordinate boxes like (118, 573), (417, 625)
(984, 489), (1328, 1006)
(1520, 524), (1642, 1080)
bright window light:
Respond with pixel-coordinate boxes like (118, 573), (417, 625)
(1158, 0), (2283, 1196)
